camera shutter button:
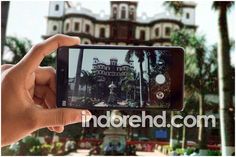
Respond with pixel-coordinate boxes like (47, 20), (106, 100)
(155, 74), (166, 84)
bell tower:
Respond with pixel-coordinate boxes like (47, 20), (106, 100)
(110, 1), (138, 21)
(48, 1), (66, 17)
(181, 2), (196, 26)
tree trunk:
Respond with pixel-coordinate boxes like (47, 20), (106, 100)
(181, 124), (186, 149)
(217, 5), (235, 156)
(74, 49), (84, 96)
(169, 111), (176, 148)
(147, 54), (151, 102)
(1, 1), (10, 62)
(139, 62), (144, 107)
(85, 82), (88, 99)
(198, 93), (208, 155)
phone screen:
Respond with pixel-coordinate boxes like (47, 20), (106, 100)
(57, 46), (184, 110)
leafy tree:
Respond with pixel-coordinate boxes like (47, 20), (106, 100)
(125, 49), (145, 106)
(4, 36), (56, 67)
(125, 49), (156, 105)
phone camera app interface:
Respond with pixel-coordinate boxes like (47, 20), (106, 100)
(67, 48), (172, 109)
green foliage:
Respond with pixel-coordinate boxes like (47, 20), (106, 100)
(4, 36), (56, 67)
(175, 148), (185, 155)
(41, 143), (53, 155)
(185, 147), (194, 155)
(1, 136), (54, 156)
(172, 143), (181, 150)
(1, 146), (17, 156)
(163, 1), (184, 15)
(207, 150), (221, 156)
(59, 123), (84, 140)
(54, 141), (63, 152)
(20, 136), (42, 155)
(171, 28), (219, 96)
(4, 36), (32, 64)
(170, 28), (219, 149)
(51, 141), (64, 155)
(29, 145), (42, 155)
(212, 1), (234, 11)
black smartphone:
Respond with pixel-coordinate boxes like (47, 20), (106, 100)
(57, 45), (184, 111)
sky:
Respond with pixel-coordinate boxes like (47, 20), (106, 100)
(69, 48), (139, 78)
(5, 0), (236, 63)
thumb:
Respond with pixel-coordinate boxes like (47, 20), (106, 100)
(37, 108), (92, 128)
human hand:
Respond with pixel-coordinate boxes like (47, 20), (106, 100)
(1, 34), (92, 147)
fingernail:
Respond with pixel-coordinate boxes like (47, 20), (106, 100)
(73, 36), (80, 43)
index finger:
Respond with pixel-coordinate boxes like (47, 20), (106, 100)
(17, 34), (80, 74)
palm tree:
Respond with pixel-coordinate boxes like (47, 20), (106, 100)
(125, 49), (145, 107)
(171, 28), (221, 154)
(125, 49), (157, 106)
(212, 2), (235, 155)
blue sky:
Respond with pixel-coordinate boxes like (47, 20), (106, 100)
(5, 0), (235, 63)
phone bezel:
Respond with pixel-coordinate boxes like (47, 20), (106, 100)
(57, 45), (184, 111)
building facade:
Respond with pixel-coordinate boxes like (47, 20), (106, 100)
(43, 1), (197, 46)
(92, 57), (133, 83)
(92, 57), (135, 101)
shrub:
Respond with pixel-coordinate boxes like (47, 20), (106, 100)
(41, 143), (53, 155)
(185, 147), (194, 155)
(52, 142), (64, 154)
(176, 148), (185, 155)
(21, 136), (41, 155)
(1, 146), (17, 156)
(207, 150), (221, 156)
(29, 145), (42, 155)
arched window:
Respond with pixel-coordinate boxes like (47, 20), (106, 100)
(140, 30), (145, 40)
(85, 24), (90, 33)
(55, 4), (59, 11)
(165, 27), (171, 36)
(100, 28), (105, 38)
(121, 6), (126, 19)
(186, 12), (190, 19)
(155, 28), (160, 37)
(113, 7), (117, 19)
(66, 23), (70, 31)
(53, 25), (57, 31)
(74, 22), (80, 31)
(129, 8), (135, 20)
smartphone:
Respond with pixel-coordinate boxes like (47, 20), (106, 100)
(57, 45), (184, 111)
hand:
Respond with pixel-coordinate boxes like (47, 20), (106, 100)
(1, 34), (92, 147)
